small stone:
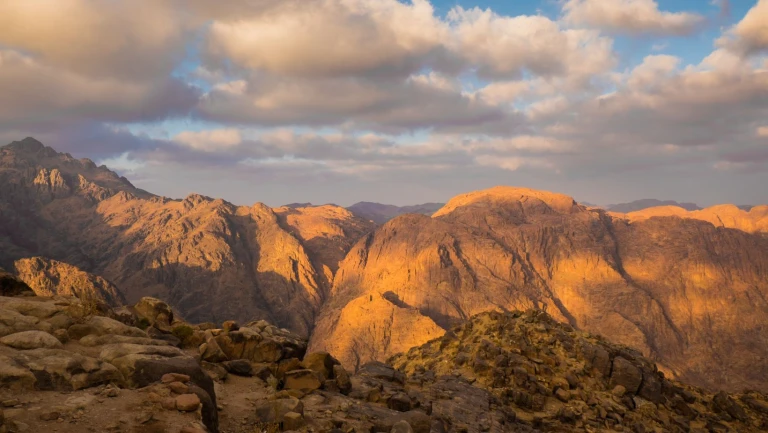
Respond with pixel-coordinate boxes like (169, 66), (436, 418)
(283, 411), (305, 430)
(135, 412), (154, 424)
(175, 394), (201, 412)
(168, 381), (189, 394)
(612, 385), (627, 397)
(161, 398), (177, 410)
(222, 321), (239, 332)
(1, 400), (19, 408)
(39, 411), (60, 421)
(106, 388), (119, 398)
(161, 373), (190, 384)
(555, 388), (570, 402)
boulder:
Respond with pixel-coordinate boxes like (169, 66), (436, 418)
(199, 337), (228, 363)
(609, 357), (642, 394)
(358, 362), (406, 384)
(0, 355), (36, 391)
(0, 331), (62, 350)
(283, 369), (322, 393)
(175, 393), (201, 412)
(334, 365), (352, 394)
(85, 316), (147, 338)
(391, 420), (414, 433)
(301, 351), (340, 381)
(134, 297), (174, 331)
(222, 360), (252, 377)
(254, 397), (303, 423)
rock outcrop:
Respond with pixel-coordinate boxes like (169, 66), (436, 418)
(14, 257), (125, 307)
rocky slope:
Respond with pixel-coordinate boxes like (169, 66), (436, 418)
(311, 186), (768, 394)
(347, 201), (445, 224)
(0, 138), (374, 334)
(2, 281), (768, 433)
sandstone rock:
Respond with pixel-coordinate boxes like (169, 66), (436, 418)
(176, 393), (201, 412)
(222, 360), (252, 377)
(283, 411), (305, 430)
(134, 297), (174, 332)
(161, 372), (190, 384)
(301, 351), (340, 381)
(221, 321), (239, 332)
(283, 369), (322, 393)
(169, 381), (189, 394)
(610, 357), (642, 395)
(391, 420), (414, 433)
(334, 365), (352, 394)
(358, 362), (405, 384)
(0, 355), (36, 391)
(255, 397), (304, 423)
(199, 337), (228, 363)
(388, 392), (412, 412)
(86, 316), (147, 338)
(0, 331), (62, 350)
(161, 397), (176, 410)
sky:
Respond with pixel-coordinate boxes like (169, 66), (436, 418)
(1, 0), (767, 207)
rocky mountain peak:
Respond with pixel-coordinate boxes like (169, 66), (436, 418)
(433, 186), (580, 218)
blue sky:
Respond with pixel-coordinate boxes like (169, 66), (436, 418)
(1, 0), (767, 207)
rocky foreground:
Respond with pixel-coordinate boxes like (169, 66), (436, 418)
(1, 274), (768, 433)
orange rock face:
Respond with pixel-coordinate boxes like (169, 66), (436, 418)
(311, 186), (768, 392)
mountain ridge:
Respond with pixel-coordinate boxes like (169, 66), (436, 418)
(2, 138), (768, 395)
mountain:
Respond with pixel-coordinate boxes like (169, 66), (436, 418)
(608, 199), (701, 213)
(347, 201), (445, 224)
(615, 204), (768, 234)
(3, 138), (768, 395)
(310, 186), (768, 393)
(0, 138), (375, 336)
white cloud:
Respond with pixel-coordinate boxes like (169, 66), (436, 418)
(717, 0), (768, 56)
(562, 0), (705, 36)
(174, 129), (243, 151)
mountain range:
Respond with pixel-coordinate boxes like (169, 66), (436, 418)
(2, 137), (768, 394)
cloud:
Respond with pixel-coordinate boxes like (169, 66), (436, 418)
(448, 7), (616, 80)
(0, 50), (198, 130)
(174, 129), (242, 151)
(196, 74), (514, 133)
(718, 0), (768, 56)
(0, 0), (186, 80)
(562, 0), (705, 36)
(205, 0), (449, 78)
(0, 1), (197, 131)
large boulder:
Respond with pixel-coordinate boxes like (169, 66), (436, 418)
(0, 330), (62, 350)
(609, 357), (643, 395)
(134, 297), (175, 332)
(69, 316), (147, 340)
(301, 351), (340, 381)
